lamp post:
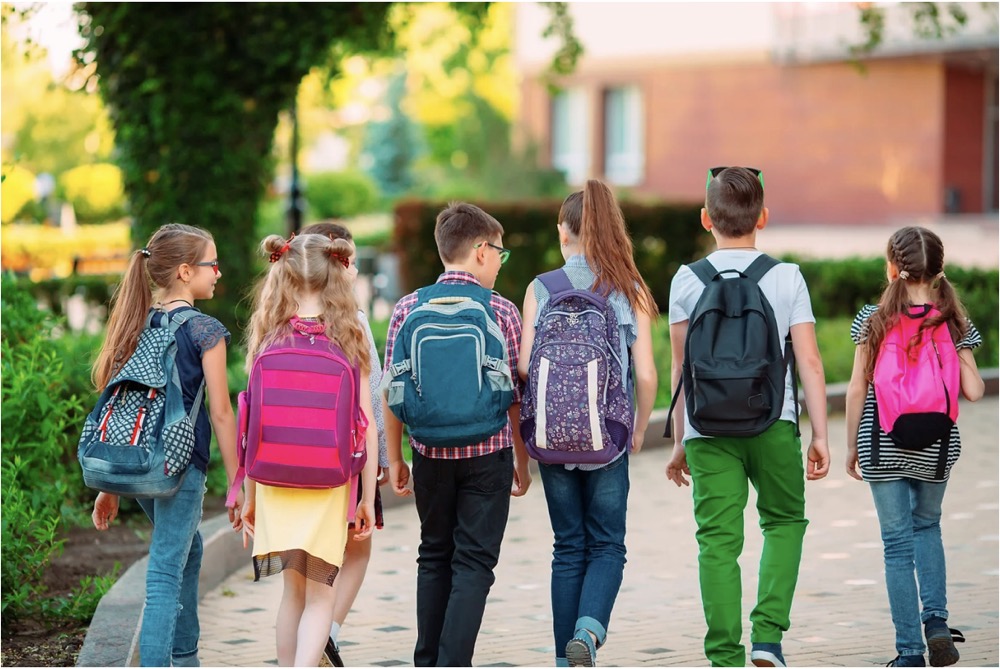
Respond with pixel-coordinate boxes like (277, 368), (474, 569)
(287, 98), (304, 235)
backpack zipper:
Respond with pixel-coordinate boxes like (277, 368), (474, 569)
(414, 332), (483, 395)
(932, 339), (952, 419)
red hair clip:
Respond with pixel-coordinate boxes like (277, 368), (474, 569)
(331, 253), (350, 269)
(269, 233), (294, 263)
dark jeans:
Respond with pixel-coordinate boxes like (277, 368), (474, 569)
(411, 447), (514, 667)
(539, 455), (629, 660)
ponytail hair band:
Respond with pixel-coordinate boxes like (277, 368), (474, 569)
(330, 252), (350, 270)
(898, 270), (910, 280)
(936, 271), (946, 281)
(269, 233), (295, 263)
(139, 248), (151, 258)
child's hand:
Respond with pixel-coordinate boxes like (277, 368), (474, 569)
(240, 502), (256, 550)
(806, 436), (830, 480)
(377, 466), (389, 486)
(389, 460), (412, 497)
(632, 429), (645, 454)
(511, 458), (531, 497)
(665, 445), (690, 487)
(353, 501), (376, 540)
(92, 493), (120, 531)
(845, 444), (863, 481)
(228, 490), (245, 532)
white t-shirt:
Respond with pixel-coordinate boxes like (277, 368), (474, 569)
(667, 249), (815, 444)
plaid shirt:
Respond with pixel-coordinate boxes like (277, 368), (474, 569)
(384, 271), (522, 459)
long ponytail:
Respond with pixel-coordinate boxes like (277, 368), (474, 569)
(578, 179), (658, 316)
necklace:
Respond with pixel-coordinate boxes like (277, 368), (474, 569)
(160, 298), (193, 308)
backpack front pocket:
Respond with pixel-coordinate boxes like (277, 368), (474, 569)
(691, 360), (772, 422)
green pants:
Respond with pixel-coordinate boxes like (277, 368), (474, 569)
(685, 420), (808, 667)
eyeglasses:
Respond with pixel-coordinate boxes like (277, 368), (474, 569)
(474, 242), (511, 265)
(706, 166), (764, 190)
(194, 260), (219, 276)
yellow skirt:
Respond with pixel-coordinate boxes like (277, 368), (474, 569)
(251, 482), (351, 586)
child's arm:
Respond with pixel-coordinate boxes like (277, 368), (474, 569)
(508, 402), (530, 497)
(958, 348), (985, 402)
(240, 479), (256, 549)
(789, 322), (829, 481)
(353, 370), (379, 540)
(504, 300), (531, 496)
(202, 340), (242, 529)
(630, 308), (657, 453)
(517, 284), (538, 382)
(384, 400), (411, 497)
(844, 346), (868, 481)
(665, 320), (690, 487)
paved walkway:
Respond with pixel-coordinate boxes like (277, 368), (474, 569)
(199, 400), (999, 667)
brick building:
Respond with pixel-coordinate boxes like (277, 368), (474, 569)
(514, 3), (998, 225)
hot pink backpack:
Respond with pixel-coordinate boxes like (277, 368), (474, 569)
(226, 331), (367, 507)
(873, 304), (960, 449)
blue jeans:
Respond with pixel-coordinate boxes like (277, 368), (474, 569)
(411, 448), (514, 667)
(869, 478), (949, 658)
(136, 467), (206, 667)
(539, 454), (629, 661)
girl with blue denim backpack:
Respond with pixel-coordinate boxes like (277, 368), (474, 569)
(89, 223), (242, 667)
(518, 180), (659, 667)
(846, 226), (985, 668)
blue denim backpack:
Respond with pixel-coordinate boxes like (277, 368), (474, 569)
(384, 283), (514, 447)
(520, 269), (634, 465)
(78, 308), (202, 497)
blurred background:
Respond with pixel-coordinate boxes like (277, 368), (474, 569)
(0, 4), (997, 661)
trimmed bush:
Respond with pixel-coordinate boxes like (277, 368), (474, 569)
(1, 165), (37, 224)
(306, 170), (380, 221)
(58, 163), (127, 223)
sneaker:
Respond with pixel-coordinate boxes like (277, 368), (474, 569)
(750, 642), (786, 667)
(887, 655), (926, 667)
(924, 617), (963, 667)
(323, 637), (344, 667)
(565, 630), (597, 667)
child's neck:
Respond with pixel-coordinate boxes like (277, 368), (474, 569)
(904, 283), (934, 305)
(157, 288), (196, 307)
(296, 293), (324, 317)
(443, 262), (487, 285)
(714, 232), (758, 250)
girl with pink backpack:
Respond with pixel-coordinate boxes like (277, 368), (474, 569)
(845, 226), (985, 668)
(237, 233), (379, 666)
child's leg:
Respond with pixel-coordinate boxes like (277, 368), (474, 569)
(277, 570), (307, 666)
(869, 479), (925, 658)
(910, 480), (949, 621)
(539, 462), (588, 662)
(172, 531), (204, 667)
(294, 578), (338, 666)
(746, 421), (808, 645)
(684, 438), (750, 667)
(332, 528), (372, 626)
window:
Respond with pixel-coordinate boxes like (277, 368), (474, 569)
(550, 88), (591, 185)
(603, 86), (644, 186)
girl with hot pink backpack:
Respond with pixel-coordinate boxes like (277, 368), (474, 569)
(234, 233), (379, 666)
(845, 226), (985, 668)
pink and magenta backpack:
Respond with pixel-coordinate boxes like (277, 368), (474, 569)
(226, 328), (367, 507)
(873, 304), (960, 449)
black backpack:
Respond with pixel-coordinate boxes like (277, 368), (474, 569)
(665, 254), (798, 439)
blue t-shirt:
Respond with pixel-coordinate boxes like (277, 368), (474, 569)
(150, 307), (231, 474)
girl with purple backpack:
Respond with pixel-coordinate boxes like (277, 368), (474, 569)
(239, 233), (379, 666)
(845, 226), (984, 668)
(517, 180), (659, 667)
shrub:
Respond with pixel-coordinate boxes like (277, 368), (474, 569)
(58, 163), (127, 223)
(0, 221), (131, 279)
(306, 171), (380, 221)
(1, 165), (37, 224)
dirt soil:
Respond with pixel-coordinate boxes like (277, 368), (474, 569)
(1, 495), (228, 667)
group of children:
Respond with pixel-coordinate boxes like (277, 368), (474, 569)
(86, 167), (985, 668)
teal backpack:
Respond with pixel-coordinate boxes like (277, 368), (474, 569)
(385, 283), (515, 447)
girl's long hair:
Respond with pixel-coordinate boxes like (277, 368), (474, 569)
(559, 179), (658, 316)
(93, 223), (212, 390)
(862, 226), (968, 381)
(244, 234), (369, 374)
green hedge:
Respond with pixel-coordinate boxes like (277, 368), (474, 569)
(392, 198), (707, 307)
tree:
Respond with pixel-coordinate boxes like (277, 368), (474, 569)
(73, 2), (581, 331)
(362, 70), (418, 198)
(854, 2), (998, 56)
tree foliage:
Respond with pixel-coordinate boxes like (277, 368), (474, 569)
(853, 2), (995, 56)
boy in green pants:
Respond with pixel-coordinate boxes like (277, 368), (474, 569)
(665, 166), (830, 667)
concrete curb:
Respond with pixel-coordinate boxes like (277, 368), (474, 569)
(77, 368), (998, 666)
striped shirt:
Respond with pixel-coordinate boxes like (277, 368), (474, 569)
(531, 255), (639, 471)
(383, 271), (523, 460)
(359, 311), (389, 468)
(850, 304), (982, 482)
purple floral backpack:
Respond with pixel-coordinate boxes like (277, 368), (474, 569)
(520, 269), (633, 465)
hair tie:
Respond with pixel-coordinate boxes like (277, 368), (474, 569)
(269, 234), (294, 263)
(897, 270), (910, 280)
(935, 271), (946, 281)
(139, 248), (151, 258)
(330, 253), (350, 270)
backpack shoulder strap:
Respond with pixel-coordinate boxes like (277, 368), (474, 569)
(687, 258), (718, 287)
(537, 268), (574, 298)
(743, 254), (780, 284)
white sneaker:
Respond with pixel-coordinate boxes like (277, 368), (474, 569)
(751, 649), (787, 667)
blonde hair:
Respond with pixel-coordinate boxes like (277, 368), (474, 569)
(244, 234), (369, 374)
(93, 223), (213, 390)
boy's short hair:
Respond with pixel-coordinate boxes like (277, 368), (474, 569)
(705, 167), (764, 238)
(300, 220), (353, 242)
(434, 202), (504, 264)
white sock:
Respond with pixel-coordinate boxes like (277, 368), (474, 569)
(329, 621), (341, 642)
